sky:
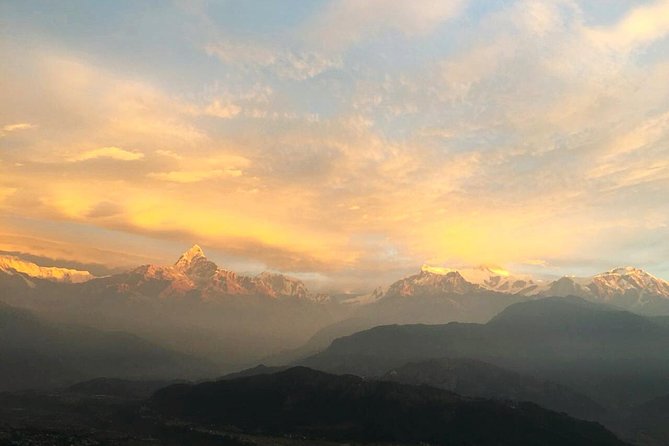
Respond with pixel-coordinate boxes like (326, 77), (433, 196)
(1, 0), (669, 291)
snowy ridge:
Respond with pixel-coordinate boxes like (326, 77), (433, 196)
(0, 256), (94, 283)
(342, 286), (385, 305)
(384, 268), (482, 297)
(421, 264), (540, 295)
(535, 266), (669, 303)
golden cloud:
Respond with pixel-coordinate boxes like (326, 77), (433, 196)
(68, 146), (145, 162)
(147, 169), (243, 183)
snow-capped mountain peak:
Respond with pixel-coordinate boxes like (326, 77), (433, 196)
(421, 264), (510, 278)
(173, 245), (219, 285)
(385, 268), (480, 297)
(420, 264), (539, 295)
(589, 266), (669, 298)
(531, 266), (669, 312)
(609, 266), (645, 275)
(598, 266), (661, 284)
(175, 244), (206, 268)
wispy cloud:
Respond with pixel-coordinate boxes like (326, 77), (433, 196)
(3, 123), (35, 132)
(305, 0), (467, 50)
(586, 0), (669, 52)
(148, 168), (242, 183)
(204, 100), (241, 118)
(1, 122), (35, 137)
(0, 187), (16, 203)
(205, 41), (341, 80)
(68, 147), (145, 162)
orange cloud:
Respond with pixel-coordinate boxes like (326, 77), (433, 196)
(148, 169), (242, 183)
(68, 146), (145, 162)
(1, 122), (35, 134)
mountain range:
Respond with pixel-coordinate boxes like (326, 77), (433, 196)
(3, 245), (669, 369)
(3, 246), (669, 312)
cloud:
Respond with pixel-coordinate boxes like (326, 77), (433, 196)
(155, 149), (183, 160)
(205, 41), (342, 81)
(204, 100), (241, 118)
(0, 187), (16, 203)
(68, 147), (145, 162)
(148, 169), (242, 183)
(0, 229), (162, 271)
(86, 201), (123, 218)
(305, 0), (466, 50)
(204, 40), (277, 67)
(586, 0), (669, 52)
(148, 152), (250, 183)
(1, 122), (35, 137)
(205, 1), (465, 81)
(2, 122), (34, 132)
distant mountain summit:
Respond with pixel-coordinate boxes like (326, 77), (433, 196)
(533, 267), (669, 313)
(174, 244), (206, 268)
(421, 264), (539, 294)
(173, 244), (217, 284)
(362, 264), (539, 301)
(538, 266), (669, 299)
(385, 268), (482, 297)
